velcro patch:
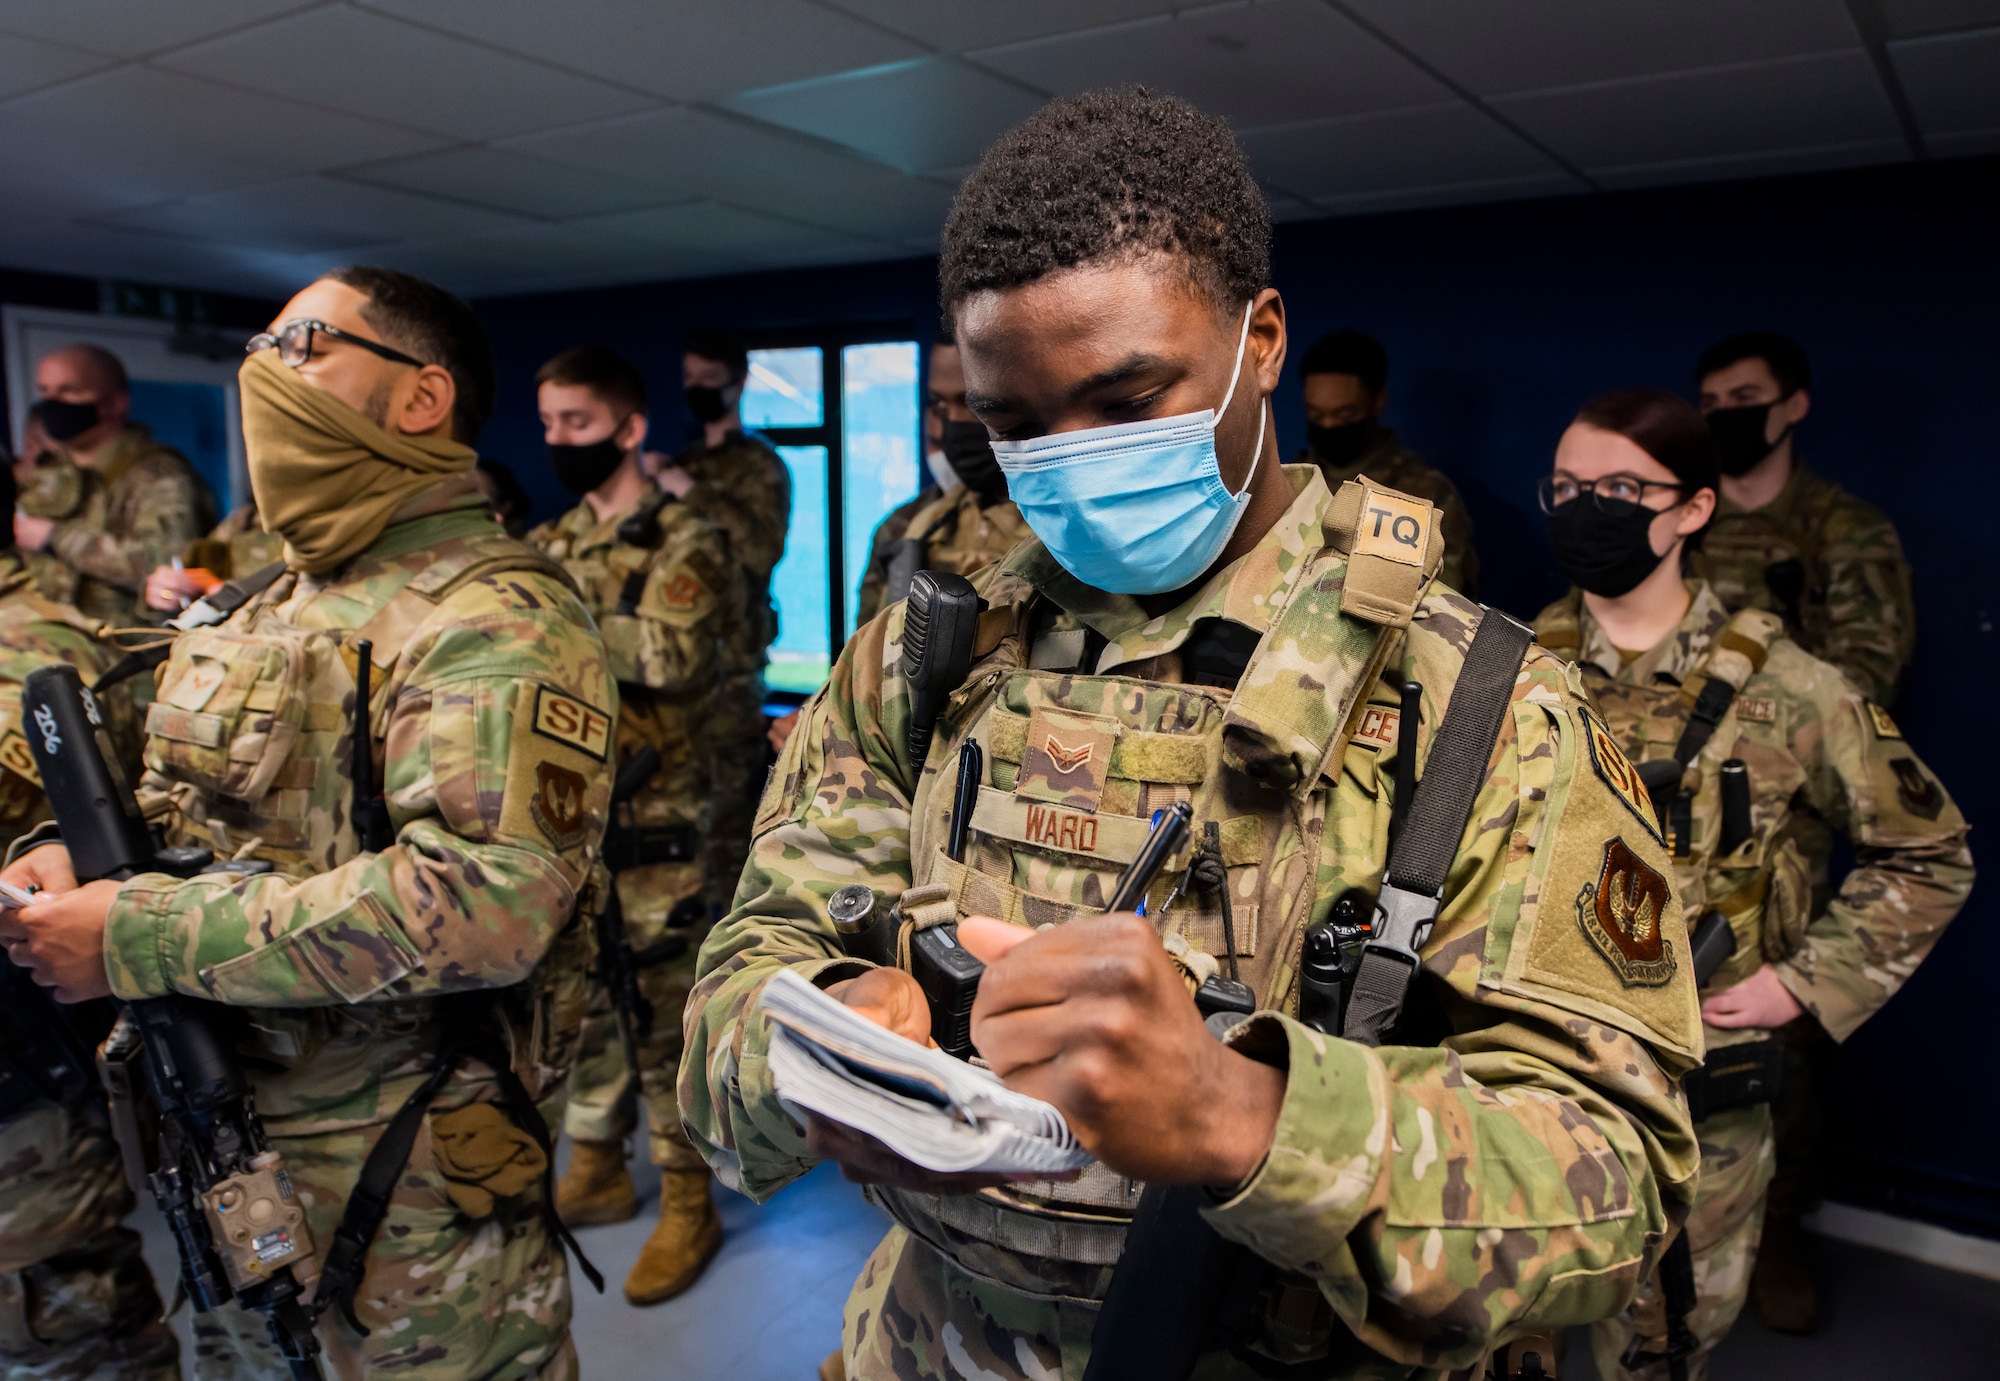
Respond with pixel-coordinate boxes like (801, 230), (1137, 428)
(1352, 703), (1400, 752)
(969, 785), (1150, 863)
(1577, 837), (1676, 987)
(529, 761), (591, 850)
(1580, 708), (1663, 844)
(1353, 488), (1432, 568)
(532, 686), (611, 762)
(1866, 703), (1901, 739)
(0, 729), (39, 785)
(1736, 696), (1776, 724)
(1015, 706), (1115, 812)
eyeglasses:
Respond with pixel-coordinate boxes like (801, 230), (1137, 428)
(245, 319), (425, 370)
(1537, 473), (1691, 515)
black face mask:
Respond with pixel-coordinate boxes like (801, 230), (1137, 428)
(940, 418), (1005, 500)
(684, 385), (731, 424)
(1706, 401), (1791, 477)
(547, 437), (626, 497)
(37, 398), (100, 443)
(1548, 498), (1666, 598)
(1306, 419), (1376, 469)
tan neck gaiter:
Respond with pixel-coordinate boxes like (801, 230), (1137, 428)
(239, 348), (476, 573)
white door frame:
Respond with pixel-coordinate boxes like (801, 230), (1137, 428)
(3, 305), (247, 509)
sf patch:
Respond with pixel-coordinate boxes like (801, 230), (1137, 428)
(529, 761), (590, 850)
(1866, 703), (1902, 740)
(1579, 707), (1663, 844)
(532, 686), (611, 762)
(0, 729), (40, 786)
(1577, 837), (1676, 987)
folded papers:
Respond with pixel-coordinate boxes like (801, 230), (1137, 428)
(758, 967), (1093, 1176)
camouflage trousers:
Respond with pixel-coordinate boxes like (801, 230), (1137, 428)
(707, 672), (770, 910)
(194, 1103), (574, 1380)
(1591, 1103), (1775, 1381)
(562, 957), (702, 1171)
(0, 1101), (178, 1381)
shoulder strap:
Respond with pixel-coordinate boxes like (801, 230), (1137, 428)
(356, 535), (578, 669)
(1664, 606), (1783, 784)
(1343, 607), (1534, 1047)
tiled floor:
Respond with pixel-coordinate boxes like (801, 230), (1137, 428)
(137, 1170), (1998, 1379)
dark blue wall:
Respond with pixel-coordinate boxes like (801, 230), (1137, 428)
(478, 154), (2000, 1236)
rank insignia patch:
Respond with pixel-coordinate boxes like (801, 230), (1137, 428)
(1581, 708), (1664, 844)
(1577, 837), (1676, 987)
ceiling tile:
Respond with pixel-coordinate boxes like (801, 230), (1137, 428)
(157, 6), (656, 141)
(1877, 0), (2000, 38)
(971, 0), (1451, 129)
(568, 201), (871, 259)
(723, 57), (1043, 174)
(0, 0), (317, 59)
(338, 147), (690, 219)
(361, 0), (923, 101)
(93, 175), (531, 254)
(0, 218), (321, 297)
(827, 1), (1185, 51)
(0, 66), (445, 218)
(1927, 126), (2000, 155)
(500, 107), (958, 241)
(1237, 102), (1568, 200)
(366, 223), (711, 297)
(1491, 50), (1901, 171)
(1309, 171), (1580, 218)
(1340, 0), (1860, 96)
(1890, 28), (2000, 133)
(1590, 138), (1907, 189)
(0, 29), (115, 101)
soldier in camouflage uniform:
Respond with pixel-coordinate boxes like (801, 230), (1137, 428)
(1531, 387), (1970, 1379)
(1, 267), (613, 1379)
(684, 92), (1703, 1381)
(1296, 330), (1478, 597)
(0, 465), (179, 1381)
(1690, 332), (1920, 1330)
(854, 336), (1030, 626)
(14, 345), (215, 627)
(528, 347), (734, 1305)
(663, 332), (792, 908)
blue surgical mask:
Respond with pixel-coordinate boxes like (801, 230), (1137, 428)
(992, 301), (1267, 595)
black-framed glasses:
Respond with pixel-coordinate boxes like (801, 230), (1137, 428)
(245, 319), (425, 370)
(1537, 473), (1691, 515)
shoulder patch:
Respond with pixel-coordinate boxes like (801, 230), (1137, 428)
(528, 761), (590, 850)
(1865, 703), (1901, 739)
(1576, 838), (1677, 987)
(0, 728), (40, 785)
(1888, 757), (1943, 820)
(1579, 707), (1664, 844)
(531, 686), (611, 762)
(1736, 696), (1776, 724)
(1351, 704), (1400, 752)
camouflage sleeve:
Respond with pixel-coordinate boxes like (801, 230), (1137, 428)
(678, 605), (911, 1198)
(598, 521), (726, 695)
(855, 505), (912, 629)
(689, 445), (793, 582)
(102, 576), (617, 1006)
(49, 458), (208, 593)
(1773, 655), (1972, 1041)
(1816, 497), (1915, 704)
(1202, 653), (1703, 1367)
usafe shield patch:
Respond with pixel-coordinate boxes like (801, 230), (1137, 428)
(532, 686), (611, 762)
(1889, 757), (1943, 820)
(1580, 707), (1663, 844)
(1577, 837), (1676, 987)
(529, 761), (590, 850)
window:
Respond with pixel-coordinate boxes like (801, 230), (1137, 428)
(744, 333), (923, 697)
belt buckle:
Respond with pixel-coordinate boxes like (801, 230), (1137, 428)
(1366, 881), (1441, 962)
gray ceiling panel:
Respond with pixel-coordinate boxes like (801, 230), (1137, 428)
(1891, 27), (2000, 133)
(1340, 0), (1860, 96)
(1877, 0), (2000, 37)
(0, 0), (318, 59)
(1591, 137), (1907, 189)
(361, 0), (923, 101)
(826, 1), (1187, 51)
(92, 175), (532, 254)
(971, 0), (1451, 128)
(1312, 170), (1580, 218)
(157, 6), (657, 141)
(722, 57), (1044, 174)
(1238, 103), (1568, 200)
(570, 201), (873, 259)
(1492, 50), (1900, 171)
(0, 30), (114, 102)
(339, 147), (691, 219)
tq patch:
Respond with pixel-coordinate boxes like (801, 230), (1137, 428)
(1577, 837), (1676, 987)
(1889, 756), (1943, 820)
(532, 686), (611, 762)
(1580, 708), (1664, 844)
(529, 761), (590, 850)
(1866, 703), (1902, 740)
(1354, 487), (1432, 567)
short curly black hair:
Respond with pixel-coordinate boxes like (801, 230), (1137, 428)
(939, 89), (1269, 323)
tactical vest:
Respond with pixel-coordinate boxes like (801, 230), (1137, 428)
(136, 533), (593, 1107)
(874, 480), (1447, 1305)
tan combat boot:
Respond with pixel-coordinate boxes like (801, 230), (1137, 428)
(818, 1350), (846, 1381)
(624, 1168), (724, 1305)
(1749, 1214), (1821, 1334)
(554, 1139), (639, 1227)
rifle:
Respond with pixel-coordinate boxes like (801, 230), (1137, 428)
(18, 662), (325, 1380)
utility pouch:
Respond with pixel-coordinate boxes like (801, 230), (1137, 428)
(1683, 1038), (1782, 1123)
